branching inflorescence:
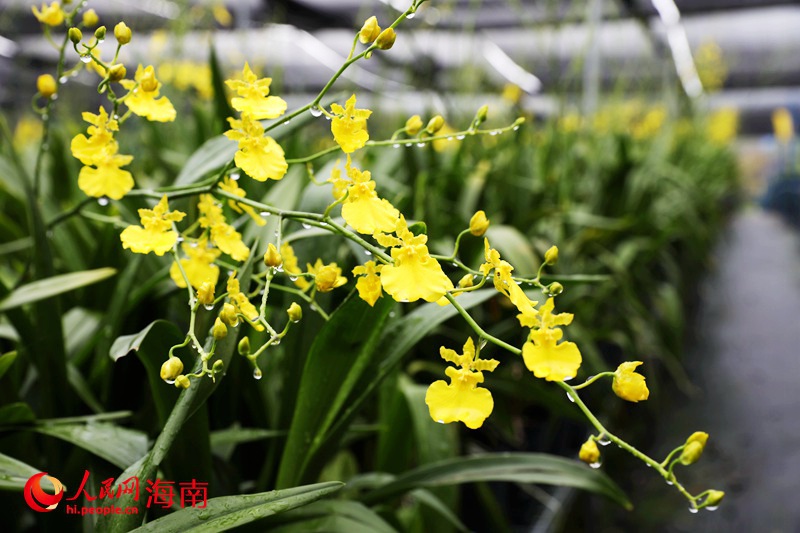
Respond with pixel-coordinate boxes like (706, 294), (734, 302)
(30, 0), (723, 512)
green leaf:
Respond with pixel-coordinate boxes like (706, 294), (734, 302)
(130, 482), (344, 533)
(0, 268), (117, 312)
(485, 225), (539, 276)
(173, 135), (237, 186)
(263, 500), (397, 533)
(276, 295), (395, 488)
(0, 452), (41, 491)
(210, 427), (286, 461)
(0, 402), (35, 426)
(360, 453), (632, 510)
(33, 423), (147, 470)
(209, 42), (235, 132)
(0, 350), (18, 380)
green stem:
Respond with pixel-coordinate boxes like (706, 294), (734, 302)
(444, 293), (521, 355)
(571, 372), (614, 390)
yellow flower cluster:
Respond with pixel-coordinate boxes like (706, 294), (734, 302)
(328, 156), (399, 234)
(71, 107), (134, 200)
(120, 196), (185, 256)
(169, 237), (220, 289)
(224, 64), (288, 182)
(32, 2), (64, 26)
(425, 338), (499, 429)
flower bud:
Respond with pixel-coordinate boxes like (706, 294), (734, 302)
(160, 357), (184, 382)
(263, 243), (282, 268)
(220, 303), (238, 327)
(94, 25), (106, 41)
(679, 431), (708, 465)
(548, 281), (564, 295)
(82, 9), (99, 28)
(212, 360), (225, 373)
(704, 490), (725, 508)
(139, 67), (158, 92)
(36, 74), (57, 98)
(174, 375), (191, 389)
(475, 104), (489, 124)
(114, 22), (132, 45)
(238, 337), (251, 356)
(405, 115), (423, 135)
(544, 245), (558, 265)
(375, 27), (396, 50)
(358, 16), (381, 44)
(287, 302), (303, 323)
(579, 439), (600, 464)
(458, 273), (474, 288)
(108, 63), (126, 82)
(197, 281), (215, 306)
(68, 27), (82, 44)
(426, 115), (445, 134)
(612, 361), (650, 402)
(469, 210), (490, 236)
(212, 317), (227, 340)
(315, 264), (345, 292)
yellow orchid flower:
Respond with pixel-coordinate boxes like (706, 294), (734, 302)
(120, 196), (186, 256)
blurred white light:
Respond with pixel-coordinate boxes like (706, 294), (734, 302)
(482, 38), (542, 94)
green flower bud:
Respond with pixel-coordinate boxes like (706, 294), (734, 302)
(114, 22), (132, 45)
(108, 63), (126, 82)
(704, 490), (725, 508)
(212, 317), (227, 340)
(426, 115), (445, 134)
(375, 27), (396, 50)
(160, 357), (184, 382)
(544, 245), (559, 265)
(68, 27), (82, 44)
(475, 104), (489, 124)
(238, 337), (251, 356)
(212, 360), (225, 373)
(548, 282), (564, 295)
(679, 431), (709, 465)
(287, 302), (303, 323)
(94, 26), (106, 41)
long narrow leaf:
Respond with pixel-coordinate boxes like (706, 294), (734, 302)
(0, 268), (116, 311)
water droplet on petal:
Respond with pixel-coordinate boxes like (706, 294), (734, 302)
(688, 507), (698, 514)
(310, 106), (322, 117)
(302, 223), (311, 229)
(203, 304), (215, 311)
(59, 76), (68, 84)
(97, 197), (109, 206)
(253, 368), (263, 380)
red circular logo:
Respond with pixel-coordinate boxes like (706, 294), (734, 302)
(23, 473), (64, 512)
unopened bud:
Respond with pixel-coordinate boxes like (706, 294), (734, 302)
(405, 115), (423, 135)
(82, 9), (99, 27)
(238, 337), (251, 356)
(263, 243), (282, 268)
(704, 490), (725, 507)
(212, 317), (227, 340)
(36, 74), (57, 98)
(212, 360), (225, 373)
(197, 281), (215, 306)
(68, 27), (82, 44)
(287, 302), (303, 323)
(375, 27), (396, 50)
(579, 439), (600, 464)
(139, 67), (158, 92)
(469, 210), (490, 236)
(160, 357), (184, 382)
(679, 432), (709, 466)
(426, 115), (444, 134)
(544, 245), (558, 265)
(114, 22), (132, 45)
(94, 26), (106, 41)
(475, 104), (489, 124)
(548, 282), (564, 295)
(458, 273), (474, 288)
(108, 63), (126, 82)
(220, 303), (238, 327)
(174, 375), (191, 389)
(358, 16), (381, 44)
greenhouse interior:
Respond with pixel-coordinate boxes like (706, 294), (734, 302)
(0, 0), (798, 531)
